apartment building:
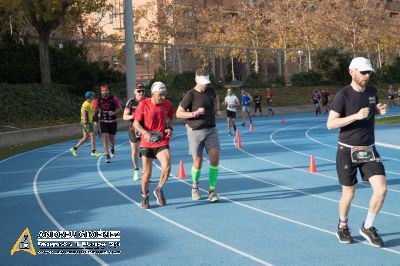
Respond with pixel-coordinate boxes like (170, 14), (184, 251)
(380, 0), (400, 15)
(95, 0), (399, 79)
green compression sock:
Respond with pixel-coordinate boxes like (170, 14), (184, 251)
(209, 165), (219, 190)
(191, 167), (201, 185)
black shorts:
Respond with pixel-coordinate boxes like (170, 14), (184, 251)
(128, 128), (141, 143)
(226, 110), (236, 118)
(140, 145), (169, 159)
(336, 145), (385, 186)
(100, 122), (117, 135)
(254, 103), (262, 111)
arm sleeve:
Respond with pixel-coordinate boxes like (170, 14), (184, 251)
(180, 91), (192, 111)
(125, 99), (132, 111)
(125, 99), (131, 108)
(330, 91), (345, 114)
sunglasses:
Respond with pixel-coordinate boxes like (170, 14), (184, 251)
(158, 92), (167, 97)
(136, 90), (144, 93)
(359, 70), (372, 75)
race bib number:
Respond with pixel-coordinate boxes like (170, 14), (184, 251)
(351, 146), (376, 163)
(101, 111), (110, 120)
(228, 104), (236, 109)
(148, 132), (163, 143)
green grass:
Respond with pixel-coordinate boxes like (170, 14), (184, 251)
(376, 115), (400, 125)
(0, 134), (81, 161)
(0, 118), (78, 133)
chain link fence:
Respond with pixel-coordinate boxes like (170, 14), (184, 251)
(130, 42), (400, 85)
(28, 36), (400, 85)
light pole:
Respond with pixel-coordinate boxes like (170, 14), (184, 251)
(143, 52), (151, 84)
(297, 50), (304, 72)
(124, 0), (136, 100)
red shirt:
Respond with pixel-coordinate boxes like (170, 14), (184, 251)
(134, 98), (174, 148)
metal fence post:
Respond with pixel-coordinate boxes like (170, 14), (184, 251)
(124, 0), (136, 100)
(211, 47), (216, 77)
(278, 50), (282, 76)
(246, 47), (251, 77)
(172, 43), (176, 73)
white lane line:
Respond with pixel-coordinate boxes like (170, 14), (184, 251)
(215, 161), (400, 218)
(305, 124), (400, 162)
(267, 126), (400, 192)
(179, 127), (400, 218)
(230, 124), (400, 215)
(152, 161), (400, 257)
(33, 150), (108, 266)
(375, 141), (400, 151)
(97, 156), (273, 266)
(2, 125), (19, 129)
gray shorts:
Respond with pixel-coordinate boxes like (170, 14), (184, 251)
(242, 106), (251, 113)
(186, 126), (220, 157)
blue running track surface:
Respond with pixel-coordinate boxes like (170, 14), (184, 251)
(1, 107), (400, 265)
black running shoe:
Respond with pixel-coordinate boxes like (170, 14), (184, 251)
(141, 194), (151, 209)
(359, 224), (384, 247)
(153, 189), (166, 206)
(336, 226), (353, 244)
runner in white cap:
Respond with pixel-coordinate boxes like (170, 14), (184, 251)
(327, 57), (388, 247)
(133, 81), (174, 209)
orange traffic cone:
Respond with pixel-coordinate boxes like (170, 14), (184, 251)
(249, 123), (253, 132)
(282, 116), (285, 125)
(308, 154), (317, 173)
(236, 130), (242, 149)
(178, 160), (186, 178)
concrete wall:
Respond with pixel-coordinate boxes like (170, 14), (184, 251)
(0, 119), (129, 148)
(0, 105), (315, 149)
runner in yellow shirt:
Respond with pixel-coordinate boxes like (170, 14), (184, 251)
(70, 91), (102, 157)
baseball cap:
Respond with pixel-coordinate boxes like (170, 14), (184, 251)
(195, 68), (211, 85)
(196, 75), (211, 85)
(349, 57), (374, 72)
(151, 81), (167, 93)
(85, 91), (95, 98)
(135, 83), (144, 89)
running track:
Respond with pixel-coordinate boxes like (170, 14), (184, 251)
(1, 107), (399, 265)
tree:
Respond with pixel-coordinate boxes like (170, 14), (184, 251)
(0, 0), (109, 85)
